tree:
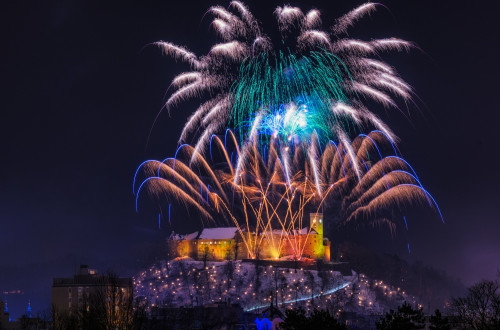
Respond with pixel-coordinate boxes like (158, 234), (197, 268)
(17, 313), (51, 330)
(376, 301), (425, 330)
(52, 307), (80, 330)
(278, 308), (346, 330)
(202, 245), (209, 269)
(450, 279), (500, 329)
(429, 309), (450, 330)
(52, 272), (133, 330)
(223, 260), (235, 292)
(132, 298), (148, 330)
(305, 270), (316, 302)
(233, 240), (240, 260)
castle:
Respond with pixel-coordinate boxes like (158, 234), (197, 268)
(167, 213), (330, 262)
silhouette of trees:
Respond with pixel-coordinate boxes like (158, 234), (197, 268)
(450, 278), (500, 329)
(376, 301), (425, 329)
(429, 309), (450, 330)
(278, 308), (346, 330)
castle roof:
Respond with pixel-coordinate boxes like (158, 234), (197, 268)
(184, 231), (199, 240)
(199, 227), (238, 240)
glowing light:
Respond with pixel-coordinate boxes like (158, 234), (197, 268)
(245, 281), (351, 311)
(135, 130), (442, 258)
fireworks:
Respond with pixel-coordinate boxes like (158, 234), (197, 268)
(134, 130), (442, 260)
(134, 2), (442, 261)
(157, 2), (414, 152)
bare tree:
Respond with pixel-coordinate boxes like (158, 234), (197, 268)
(223, 260), (235, 293)
(51, 305), (79, 330)
(202, 245), (209, 269)
(53, 272), (133, 330)
(451, 279), (500, 329)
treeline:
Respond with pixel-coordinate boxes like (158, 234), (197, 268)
(281, 275), (500, 329)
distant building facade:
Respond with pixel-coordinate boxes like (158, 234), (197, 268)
(52, 265), (133, 328)
(168, 213), (331, 262)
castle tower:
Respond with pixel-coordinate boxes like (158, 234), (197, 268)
(26, 300), (32, 318)
(310, 213), (323, 236)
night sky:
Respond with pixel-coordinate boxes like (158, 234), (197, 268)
(1, 0), (499, 318)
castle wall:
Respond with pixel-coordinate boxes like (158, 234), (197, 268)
(197, 239), (235, 261)
(167, 214), (331, 262)
(323, 238), (331, 262)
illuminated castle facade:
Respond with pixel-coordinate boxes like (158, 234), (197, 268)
(168, 213), (330, 262)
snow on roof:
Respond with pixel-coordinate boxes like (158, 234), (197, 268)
(298, 227), (308, 235)
(199, 227), (238, 240)
(183, 231), (199, 240)
(169, 231), (182, 240)
(260, 230), (286, 236)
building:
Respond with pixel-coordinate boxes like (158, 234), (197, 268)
(0, 300), (10, 328)
(168, 213), (330, 262)
(52, 265), (133, 328)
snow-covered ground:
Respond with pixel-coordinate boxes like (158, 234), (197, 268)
(134, 258), (418, 315)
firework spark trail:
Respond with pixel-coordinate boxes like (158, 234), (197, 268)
(135, 2), (442, 263)
(135, 130), (442, 259)
(332, 2), (377, 35)
(153, 2), (416, 151)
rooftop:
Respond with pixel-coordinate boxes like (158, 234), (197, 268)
(199, 227), (238, 240)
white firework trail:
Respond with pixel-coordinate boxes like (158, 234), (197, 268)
(153, 2), (416, 152)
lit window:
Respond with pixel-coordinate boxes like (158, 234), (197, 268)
(319, 219), (322, 223)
